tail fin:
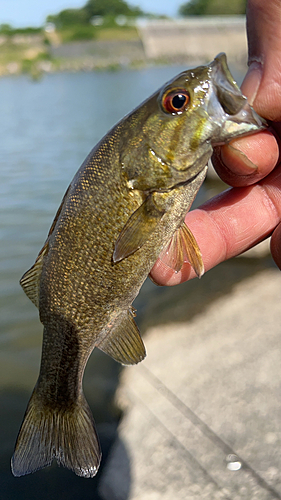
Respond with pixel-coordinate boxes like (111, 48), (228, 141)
(11, 389), (101, 478)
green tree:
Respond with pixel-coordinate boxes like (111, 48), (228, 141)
(179, 0), (247, 16)
(0, 23), (13, 34)
(84, 0), (143, 18)
(179, 0), (208, 16)
(47, 0), (143, 30)
(47, 9), (88, 28)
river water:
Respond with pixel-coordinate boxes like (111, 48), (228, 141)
(0, 63), (245, 498)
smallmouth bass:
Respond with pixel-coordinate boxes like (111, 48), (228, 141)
(12, 54), (265, 478)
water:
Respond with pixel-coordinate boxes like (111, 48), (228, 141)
(0, 64), (244, 498)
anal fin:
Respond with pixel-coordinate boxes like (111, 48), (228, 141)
(160, 222), (204, 277)
(97, 308), (146, 365)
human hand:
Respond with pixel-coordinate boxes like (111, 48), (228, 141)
(150, 0), (281, 286)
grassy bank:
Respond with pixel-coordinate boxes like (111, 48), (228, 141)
(0, 26), (143, 77)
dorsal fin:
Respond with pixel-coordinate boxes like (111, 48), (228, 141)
(20, 185), (70, 308)
(97, 308), (146, 365)
(20, 242), (49, 308)
(47, 184), (70, 238)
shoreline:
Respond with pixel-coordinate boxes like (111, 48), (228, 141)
(1, 53), (248, 81)
(0, 17), (247, 78)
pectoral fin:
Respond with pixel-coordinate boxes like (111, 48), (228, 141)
(20, 242), (49, 307)
(160, 222), (204, 277)
(113, 196), (164, 263)
(97, 308), (146, 365)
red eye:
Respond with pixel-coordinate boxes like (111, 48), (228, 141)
(162, 89), (190, 114)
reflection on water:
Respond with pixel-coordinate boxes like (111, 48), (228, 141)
(0, 63), (244, 498)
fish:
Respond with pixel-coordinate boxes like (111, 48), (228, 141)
(11, 53), (265, 479)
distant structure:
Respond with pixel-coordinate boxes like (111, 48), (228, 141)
(137, 17), (247, 63)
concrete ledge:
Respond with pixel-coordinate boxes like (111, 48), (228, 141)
(99, 268), (281, 499)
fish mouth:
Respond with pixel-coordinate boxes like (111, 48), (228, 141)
(210, 53), (247, 116)
(208, 53), (267, 143)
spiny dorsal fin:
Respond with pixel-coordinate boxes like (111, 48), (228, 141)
(113, 195), (164, 263)
(20, 242), (49, 308)
(97, 308), (146, 365)
(47, 184), (70, 238)
(20, 185), (70, 308)
(160, 222), (204, 277)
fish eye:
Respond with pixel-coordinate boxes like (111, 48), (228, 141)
(162, 88), (190, 114)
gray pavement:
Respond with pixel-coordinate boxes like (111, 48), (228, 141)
(99, 265), (281, 500)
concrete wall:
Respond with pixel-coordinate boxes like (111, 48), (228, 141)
(137, 17), (247, 63)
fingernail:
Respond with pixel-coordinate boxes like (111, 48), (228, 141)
(241, 61), (263, 106)
(221, 143), (258, 174)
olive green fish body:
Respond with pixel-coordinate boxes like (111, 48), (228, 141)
(12, 54), (265, 478)
(40, 140), (206, 331)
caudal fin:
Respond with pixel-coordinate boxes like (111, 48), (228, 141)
(11, 389), (101, 478)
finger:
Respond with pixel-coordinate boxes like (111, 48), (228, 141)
(212, 0), (281, 185)
(212, 60), (279, 186)
(247, 0), (281, 121)
(212, 130), (279, 187)
(150, 165), (281, 286)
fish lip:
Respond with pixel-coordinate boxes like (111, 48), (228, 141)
(247, 106), (267, 129)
